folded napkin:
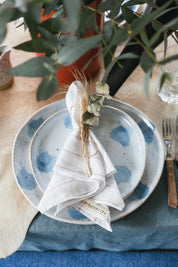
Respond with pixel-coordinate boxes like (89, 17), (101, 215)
(38, 81), (125, 231)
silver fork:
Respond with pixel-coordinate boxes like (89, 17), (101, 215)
(162, 118), (178, 208)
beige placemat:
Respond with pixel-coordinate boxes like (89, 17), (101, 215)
(0, 23), (177, 258)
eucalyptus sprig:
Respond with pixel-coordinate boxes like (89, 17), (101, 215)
(83, 82), (111, 127)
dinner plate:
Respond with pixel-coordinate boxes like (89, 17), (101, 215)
(29, 106), (146, 201)
(12, 98), (164, 223)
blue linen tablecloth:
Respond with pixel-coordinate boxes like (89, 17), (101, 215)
(19, 162), (178, 252)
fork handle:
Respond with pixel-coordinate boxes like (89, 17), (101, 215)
(166, 159), (178, 208)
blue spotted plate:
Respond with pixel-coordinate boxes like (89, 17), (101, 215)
(29, 106), (146, 200)
(12, 98), (164, 223)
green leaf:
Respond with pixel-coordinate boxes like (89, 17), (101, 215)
(140, 51), (155, 72)
(99, 0), (115, 12)
(163, 31), (168, 59)
(23, 5), (43, 50)
(0, 7), (20, 43)
(103, 45), (117, 69)
(143, 68), (152, 98)
(37, 75), (58, 100)
(43, 0), (61, 15)
(102, 59), (116, 84)
(78, 7), (98, 37)
(158, 71), (172, 91)
(57, 35), (101, 65)
(103, 21), (114, 43)
(160, 55), (178, 65)
(8, 57), (55, 77)
(123, 0), (157, 8)
(96, 82), (110, 95)
(111, 28), (129, 45)
(117, 52), (139, 60)
(131, 0), (174, 35)
(107, 0), (123, 19)
(82, 48), (103, 71)
(51, 16), (70, 33)
(14, 38), (47, 53)
(150, 17), (178, 46)
(37, 26), (60, 48)
(121, 6), (137, 24)
(140, 30), (150, 48)
(63, 0), (82, 34)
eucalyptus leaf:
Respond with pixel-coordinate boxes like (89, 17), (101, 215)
(63, 0), (82, 34)
(103, 45), (117, 69)
(51, 16), (70, 33)
(140, 30), (150, 48)
(98, 0), (115, 12)
(111, 28), (129, 46)
(158, 71), (172, 91)
(121, 6), (137, 24)
(163, 31), (168, 58)
(37, 75), (58, 100)
(103, 21), (114, 43)
(8, 57), (55, 77)
(87, 102), (101, 116)
(102, 59), (116, 84)
(143, 68), (152, 98)
(78, 7), (98, 37)
(131, 0), (173, 35)
(0, 7), (20, 43)
(160, 55), (178, 65)
(140, 51), (155, 72)
(43, 0), (61, 15)
(57, 35), (101, 65)
(107, 0), (123, 19)
(82, 48), (103, 71)
(37, 26), (60, 49)
(84, 115), (100, 127)
(117, 52), (139, 60)
(14, 38), (50, 53)
(96, 82), (110, 95)
(123, 0), (157, 8)
(150, 17), (178, 46)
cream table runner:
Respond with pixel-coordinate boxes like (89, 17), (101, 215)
(0, 23), (177, 258)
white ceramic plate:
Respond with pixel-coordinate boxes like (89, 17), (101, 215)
(29, 106), (146, 201)
(12, 98), (164, 223)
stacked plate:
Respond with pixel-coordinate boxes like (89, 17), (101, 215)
(12, 98), (164, 224)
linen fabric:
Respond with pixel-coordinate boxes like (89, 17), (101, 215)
(38, 81), (125, 231)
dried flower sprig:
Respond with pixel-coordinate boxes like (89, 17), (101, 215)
(83, 82), (111, 127)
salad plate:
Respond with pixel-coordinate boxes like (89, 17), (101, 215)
(29, 105), (146, 200)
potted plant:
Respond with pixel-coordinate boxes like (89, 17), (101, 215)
(0, 0), (177, 100)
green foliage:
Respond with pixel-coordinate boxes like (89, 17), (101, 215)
(0, 0), (178, 100)
(83, 82), (111, 126)
(8, 57), (55, 77)
(37, 74), (58, 100)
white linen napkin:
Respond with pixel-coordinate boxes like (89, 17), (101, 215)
(38, 81), (125, 231)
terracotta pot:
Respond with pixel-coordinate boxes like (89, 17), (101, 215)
(39, 0), (103, 85)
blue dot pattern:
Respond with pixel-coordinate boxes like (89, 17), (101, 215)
(36, 151), (56, 173)
(17, 167), (37, 190)
(27, 117), (45, 138)
(110, 126), (130, 147)
(114, 165), (132, 184)
(138, 120), (155, 144)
